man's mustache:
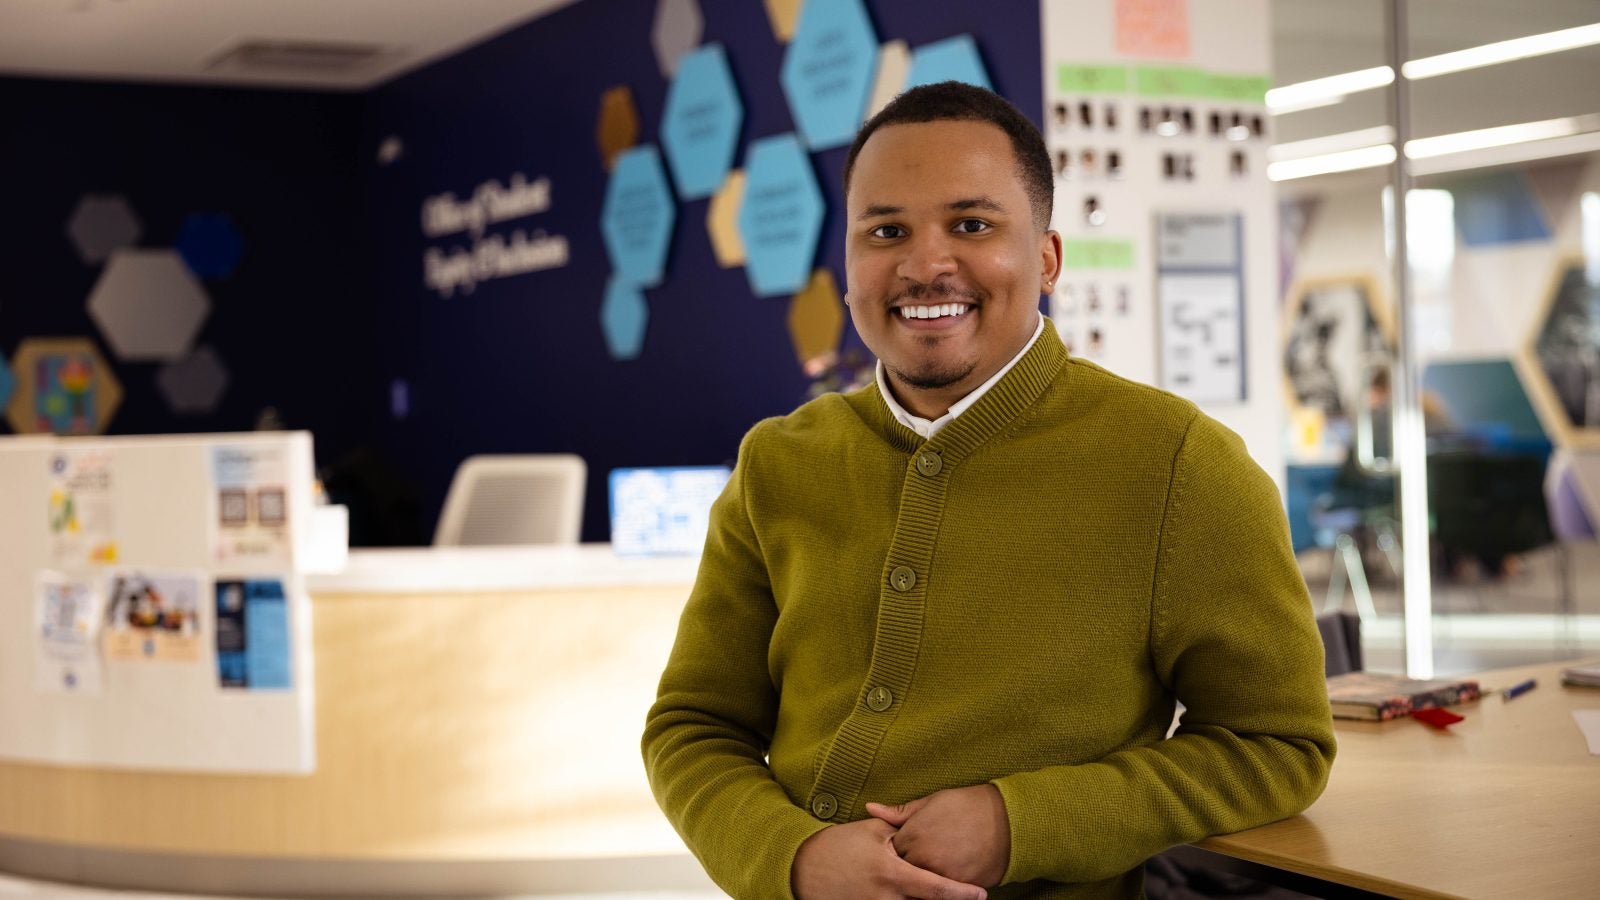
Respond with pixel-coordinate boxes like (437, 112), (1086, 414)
(892, 281), (984, 304)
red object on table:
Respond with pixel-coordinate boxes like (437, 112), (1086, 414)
(1411, 707), (1465, 729)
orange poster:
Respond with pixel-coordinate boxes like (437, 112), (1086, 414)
(1115, 0), (1191, 59)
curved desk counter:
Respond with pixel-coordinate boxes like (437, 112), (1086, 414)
(0, 545), (716, 896)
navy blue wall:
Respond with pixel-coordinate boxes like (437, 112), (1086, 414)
(0, 77), (397, 526)
(363, 0), (1044, 542)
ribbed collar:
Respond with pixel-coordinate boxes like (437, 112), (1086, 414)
(850, 321), (1069, 462)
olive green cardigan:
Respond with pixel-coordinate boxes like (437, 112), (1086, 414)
(643, 326), (1335, 899)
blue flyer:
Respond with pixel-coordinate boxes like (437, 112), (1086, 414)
(215, 578), (291, 690)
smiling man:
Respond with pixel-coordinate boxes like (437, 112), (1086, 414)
(644, 82), (1335, 900)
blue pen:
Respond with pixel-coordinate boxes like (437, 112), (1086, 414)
(1502, 678), (1537, 700)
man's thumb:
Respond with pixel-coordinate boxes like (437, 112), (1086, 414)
(864, 799), (919, 826)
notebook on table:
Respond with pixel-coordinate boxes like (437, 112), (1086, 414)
(1326, 671), (1482, 721)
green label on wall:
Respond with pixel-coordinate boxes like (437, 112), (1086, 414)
(1057, 65), (1129, 95)
(1136, 66), (1270, 102)
(1061, 239), (1135, 270)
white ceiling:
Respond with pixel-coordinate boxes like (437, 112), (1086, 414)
(0, 0), (576, 90)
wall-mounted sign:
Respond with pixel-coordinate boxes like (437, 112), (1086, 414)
(421, 171), (571, 298)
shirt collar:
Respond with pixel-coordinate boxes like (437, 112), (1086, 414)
(875, 313), (1046, 440)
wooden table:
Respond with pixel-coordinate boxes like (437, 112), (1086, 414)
(1186, 660), (1600, 899)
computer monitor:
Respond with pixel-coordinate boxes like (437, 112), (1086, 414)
(608, 466), (732, 556)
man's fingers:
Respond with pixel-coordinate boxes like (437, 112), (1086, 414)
(864, 798), (920, 826)
(893, 857), (987, 900)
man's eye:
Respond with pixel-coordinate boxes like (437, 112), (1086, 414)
(954, 219), (991, 234)
(869, 224), (906, 239)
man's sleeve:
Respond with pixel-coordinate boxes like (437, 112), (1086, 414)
(641, 424), (830, 899)
(992, 413), (1337, 885)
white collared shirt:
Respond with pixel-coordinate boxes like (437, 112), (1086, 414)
(876, 313), (1046, 440)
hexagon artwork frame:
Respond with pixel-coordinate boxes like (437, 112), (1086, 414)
(601, 277), (649, 361)
(662, 44), (744, 201)
(87, 249), (212, 362)
(176, 213), (244, 280)
(737, 133), (825, 298)
(1280, 275), (1396, 463)
(601, 146), (677, 288)
(651, 0), (704, 78)
(780, 0), (879, 150)
(65, 194), (142, 266)
(787, 268), (845, 368)
(1517, 257), (1600, 450)
(157, 345), (231, 415)
(707, 169), (747, 268)
(904, 34), (991, 92)
(596, 85), (641, 172)
(4, 337), (123, 435)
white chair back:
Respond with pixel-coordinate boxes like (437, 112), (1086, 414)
(433, 454), (586, 546)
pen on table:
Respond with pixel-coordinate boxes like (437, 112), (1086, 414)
(1502, 678), (1537, 700)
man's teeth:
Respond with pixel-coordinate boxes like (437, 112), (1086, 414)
(899, 303), (971, 319)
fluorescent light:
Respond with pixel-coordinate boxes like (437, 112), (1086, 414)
(1270, 125), (1396, 163)
(1266, 66), (1393, 114)
(1404, 114), (1595, 159)
(1267, 143), (1396, 181)
(1403, 22), (1600, 79)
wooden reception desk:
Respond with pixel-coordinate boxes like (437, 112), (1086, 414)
(0, 545), (718, 896)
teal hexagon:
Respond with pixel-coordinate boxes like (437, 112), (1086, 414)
(601, 276), (649, 360)
(780, 0), (879, 150)
(905, 34), (991, 91)
(0, 352), (13, 412)
(601, 145), (677, 287)
(737, 133), (825, 297)
(662, 44), (744, 201)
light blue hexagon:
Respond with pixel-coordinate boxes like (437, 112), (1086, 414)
(601, 276), (649, 360)
(737, 133), (825, 298)
(0, 352), (14, 412)
(601, 146), (677, 287)
(662, 44), (744, 201)
(905, 34), (991, 92)
(780, 0), (879, 150)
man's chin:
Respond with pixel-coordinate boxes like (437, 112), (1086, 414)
(890, 362), (976, 392)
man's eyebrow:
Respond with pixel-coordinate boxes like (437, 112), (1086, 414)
(857, 204), (902, 220)
(949, 196), (1006, 213)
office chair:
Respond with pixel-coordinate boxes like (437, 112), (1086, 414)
(433, 454), (586, 546)
(1428, 451), (1556, 613)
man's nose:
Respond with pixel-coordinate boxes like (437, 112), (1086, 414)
(895, 230), (958, 284)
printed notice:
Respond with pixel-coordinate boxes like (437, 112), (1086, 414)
(47, 448), (118, 566)
(35, 572), (104, 693)
(216, 578), (292, 690)
(1116, 0), (1191, 59)
(101, 570), (204, 662)
(210, 444), (292, 567)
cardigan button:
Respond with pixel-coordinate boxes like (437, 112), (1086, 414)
(889, 566), (916, 592)
(915, 450), (943, 477)
(866, 686), (894, 712)
(811, 792), (838, 819)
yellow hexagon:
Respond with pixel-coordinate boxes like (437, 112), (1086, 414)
(6, 337), (123, 435)
(596, 85), (640, 171)
(787, 268), (845, 369)
(707, 169), (747, 268)
(865, 40), (910, 122)
(1517, 256), (1600, 449)
(764, 0), (803, 42)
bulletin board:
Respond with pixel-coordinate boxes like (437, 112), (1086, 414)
(0, 432), (318, 774)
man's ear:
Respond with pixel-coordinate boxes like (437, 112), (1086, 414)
(1039, 230), (1064, 294)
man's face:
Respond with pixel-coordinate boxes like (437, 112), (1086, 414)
(845, 119), (1060, 410)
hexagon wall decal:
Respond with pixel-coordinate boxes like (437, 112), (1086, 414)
(904, 34), (991, 91)
(597, 85), (641, 171)
(707, 169), (747, 268)
(780, 0), (879, 150)
(176, 213), (244, 279)
(4, 337), (123, 435)
(0, 351), (14, 416)
(652, 0), (704, 78)
(65, 194), (142, 266)
(662, 44), (744, 201)
(865, 40), (910, 121)
(157, 344), (230, 415)
(764, 0), (803, 42)
(1528, 261), (1600, 446)
(737, 133), (825, 297)
(601, 276), (649, 360)
(601, 145), (676, 288)
(87, 248), (211, 362)
(787, 268), (845, 367)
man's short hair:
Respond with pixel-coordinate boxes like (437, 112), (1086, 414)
(843, 81), (1055, 232)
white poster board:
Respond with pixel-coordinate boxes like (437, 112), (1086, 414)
(0, 432), (318, 774)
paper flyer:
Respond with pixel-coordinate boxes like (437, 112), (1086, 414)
(101, 570), (204, 662)
(35, 572), (104, 693)
(215, 578), (292, 690)
(46, 448), (118, 566)
(210, 444), (292, 567)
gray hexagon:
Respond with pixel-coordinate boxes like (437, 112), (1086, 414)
(87, 249), (211, 362)
(651, 0), (704, 78)
(157, 345), (230, 415)
(66, 194), (143, 266)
